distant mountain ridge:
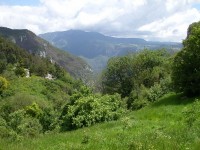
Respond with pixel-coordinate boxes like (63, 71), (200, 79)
(0, 27), (92, 79)
(40, 30), (149, 58)
(40, 30), (182, 72)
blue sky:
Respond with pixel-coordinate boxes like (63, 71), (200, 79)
(0, 0), (200, 42)
(193, 3), (200, 10)
(0, 0), (40, 6)
(1, 0), (200, 10)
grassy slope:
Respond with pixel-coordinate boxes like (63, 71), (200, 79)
(1, 93), (199, 150)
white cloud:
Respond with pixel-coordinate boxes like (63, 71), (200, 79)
(0, 0), (200, 41)
(139, 8), (200, 41)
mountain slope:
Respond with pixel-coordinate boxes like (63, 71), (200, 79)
(0, 27), (92, 79)
(40, 30), (182, 72)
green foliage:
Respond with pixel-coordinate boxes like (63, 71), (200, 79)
(70, 85), (92, 104)
(102, 49), (171, 99)
(18, 117), (42, 138)
(25, 102), (43, 118)
(132, 49), (170, 88)
(0, 60), (6, 74)
(39, 108), (60, 132)
(7, 109), (42, 138)
(102, 56), (133, 97)
(147, 77), (172, 102)
(2, 93), (199, 150)
(15, 66), (26, 77)
(8, 109), (25, 132)
(0, 36), (68, 79)
(0, 93), (48, 115)
(172, 21), (200, 96)
(0, 76), (8, 94)
(102, 49), (172, 110)
(0, 116), (11, 139)
(52, 63), (65, 79)
(127, 85), (149, 110)
(128, 77), (172, 110)
(182, 99), (200, 127)
(61, 93), (125, 130)
(0, 35), (98, 140)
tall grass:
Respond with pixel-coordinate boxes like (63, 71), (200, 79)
(1, 93), (200, 150)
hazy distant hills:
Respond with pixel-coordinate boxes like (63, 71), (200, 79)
(0, 27), (92, 79)
(40, 30), (148, 58)
(40, 30), (182, 72)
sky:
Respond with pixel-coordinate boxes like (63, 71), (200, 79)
(0, 0), (200, 42)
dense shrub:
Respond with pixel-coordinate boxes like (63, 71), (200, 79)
(0, 116), (11, 138)
(127, 77), (172, 110)
(1, 105), (43, 138)
(147, 77), (172, 102)
(18, 117), (42, 138)
(127, 85), (149, 110)
(25, 102), (43, 118)
(39, 108), (60, 132)
(182, 99), (200, 127)
(0, 76), (8, 94)
(61, 93), (125, 130)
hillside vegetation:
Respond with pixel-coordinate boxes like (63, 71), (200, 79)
(1, 93), (200, 150)
(0, 27), (92, 80)
(0, 21), (200, 149)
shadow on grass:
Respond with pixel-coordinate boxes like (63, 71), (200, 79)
(152, 93), (196, 107)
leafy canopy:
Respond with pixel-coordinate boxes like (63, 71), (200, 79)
(102, 49), (170, 98)
(172, 21), (200, 96)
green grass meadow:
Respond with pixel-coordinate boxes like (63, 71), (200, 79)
(1, 93), (200, 150)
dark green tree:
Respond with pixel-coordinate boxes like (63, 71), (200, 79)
(172, 21), (200, 96)
(102, 56), (133, 97)
(102, 49), (170, 98)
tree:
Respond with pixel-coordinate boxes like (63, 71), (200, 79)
(102, 49), (170, 98)
(172, 21), (200, 96)
(102, 56), (133, 97)
(132, 49), (169, 88)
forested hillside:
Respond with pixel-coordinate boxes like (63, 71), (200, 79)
(0, 27), (92, 80)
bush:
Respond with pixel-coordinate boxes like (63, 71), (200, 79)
(0, 76), (8, 94)
(39, 108), (60, 132)
(127, 77), (172, 110)
(182, 99), (200, 127)
(6, 109), (43, 138)
(61, 93), (125, 130)
(131, 98), (149, 110)
(25, 102), (43, 118)
(147, 77), (171, 102)
(127, 85), (149, 110)
(0, 116), (11, 138)
(70, 85), (92, 104)
(18, 117), (42, 138)
(8, 109), (25, 132)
